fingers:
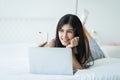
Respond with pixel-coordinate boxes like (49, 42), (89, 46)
(74, 37), (79, 43)
(71, 37), (79, 46)
(66, 37), (79, 48)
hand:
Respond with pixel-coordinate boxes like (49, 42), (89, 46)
(38, 32), (48, 47)
(66, 37), (79, 48)
(38, 42), (47, 47)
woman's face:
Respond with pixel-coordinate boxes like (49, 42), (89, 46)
(58, 24), (75, 46)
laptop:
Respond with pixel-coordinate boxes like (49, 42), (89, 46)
(28, 47), (73, 75)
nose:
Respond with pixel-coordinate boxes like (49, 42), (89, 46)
(62, 32), (67, 39)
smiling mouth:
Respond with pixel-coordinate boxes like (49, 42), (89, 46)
(63, 40), (68, 42)
(62, 40), (69, 42)
(62, 40), (70, 44)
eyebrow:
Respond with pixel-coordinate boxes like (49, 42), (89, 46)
(69, 29), (73, 30)
(60, 28), (73, 30)
(67, 29), (74, 31)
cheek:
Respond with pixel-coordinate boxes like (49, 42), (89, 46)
(58, 33), (63, 41)
(68, 34), (74, 39)
(58, 33), (61, 38)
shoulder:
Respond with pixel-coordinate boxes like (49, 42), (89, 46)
(48, 39), (56, 47)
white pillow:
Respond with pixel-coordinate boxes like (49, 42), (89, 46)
(101, 45), (120, 58)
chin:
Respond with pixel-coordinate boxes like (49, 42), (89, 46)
(61, 43), (69, 47)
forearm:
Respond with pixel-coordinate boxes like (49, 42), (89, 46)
(72, 48), (83, 70)
(47, 39), (55, 47)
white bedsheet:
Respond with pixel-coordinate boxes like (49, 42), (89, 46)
(0, 43), (120, 80)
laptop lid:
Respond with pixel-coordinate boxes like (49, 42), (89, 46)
(28, 47), (73, 75)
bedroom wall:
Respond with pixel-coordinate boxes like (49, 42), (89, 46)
(77, 0), (120, 44)
(0, 0), (120, 44)
(0, 0), (76, 44)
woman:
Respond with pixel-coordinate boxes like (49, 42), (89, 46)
(48, 14), (93, 70)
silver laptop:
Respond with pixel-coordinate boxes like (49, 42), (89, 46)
(28, 47), (73, 75)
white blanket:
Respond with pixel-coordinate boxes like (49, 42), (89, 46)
(75, 58), (120, 80)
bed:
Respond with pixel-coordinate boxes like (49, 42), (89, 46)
(0, 43), (120, 80)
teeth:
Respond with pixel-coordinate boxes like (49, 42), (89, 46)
(64, 41), (67, 42)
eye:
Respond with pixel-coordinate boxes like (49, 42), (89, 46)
(59, 29), (64, 32)
(67, 30), (74, 33)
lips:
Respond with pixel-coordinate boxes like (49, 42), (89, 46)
(63, 40), (68, 42)
(60, 38), (70, 46)
(61, 40), (70, 45)
(62, 39), (69, 43)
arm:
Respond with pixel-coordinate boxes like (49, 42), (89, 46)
(72, 48), (83, 70)
(47, 39), (55, 47)
(66, 37), (83, 70)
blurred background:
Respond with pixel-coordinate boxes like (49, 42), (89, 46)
(0, 0), (120, 44)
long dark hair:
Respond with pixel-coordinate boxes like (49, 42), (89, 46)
(55, 14), (93, 68)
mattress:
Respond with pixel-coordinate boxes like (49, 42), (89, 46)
(0, 43), (120, 80)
